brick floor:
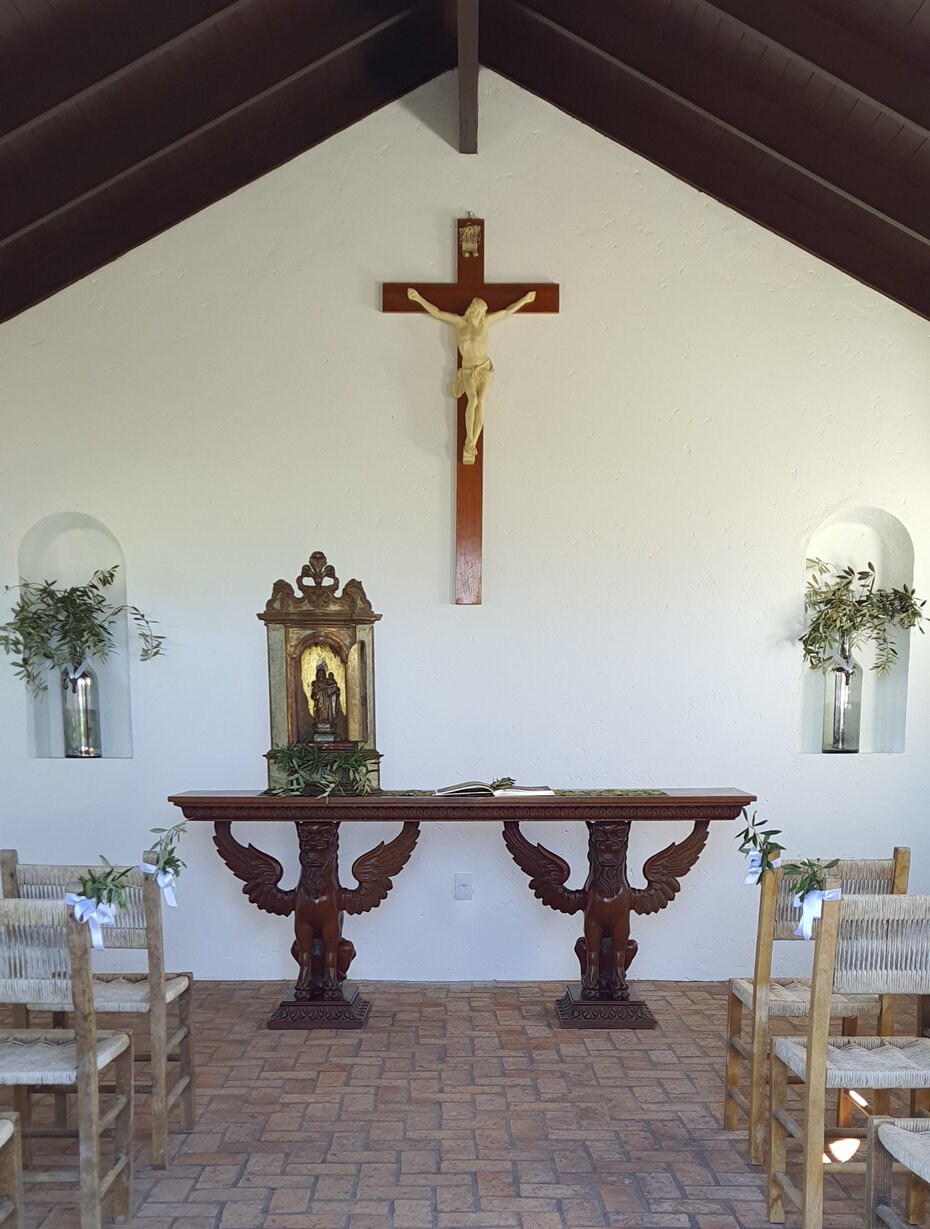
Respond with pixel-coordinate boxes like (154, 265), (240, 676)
(7, 980), (916, 1228)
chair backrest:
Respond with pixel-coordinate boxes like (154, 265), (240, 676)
(0, 849), (163, 958)
(750, 847), (909, 1001)
(832, 893), (930, 997)
(771, 849), (910, 942)
(0, 898), (97, 1028)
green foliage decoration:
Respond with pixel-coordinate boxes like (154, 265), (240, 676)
(735, 807), (784, 878)
(0, 565), (164, 694)
(781, 857), (839, 903)
(79, 856), (131, 909)
(148, 822), (188, 876)
(801, 558), (924, 675)
(266, 742), (376, 798)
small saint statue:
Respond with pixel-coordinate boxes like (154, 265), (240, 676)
(407, 287), (537, 465)
(310, 660), (342, 739)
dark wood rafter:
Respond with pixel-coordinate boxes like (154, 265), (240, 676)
(5, 0), (930, 324)
(700, 0), (930, 139)
(458, 0), (479, 153)
(481, 0), (930, 319)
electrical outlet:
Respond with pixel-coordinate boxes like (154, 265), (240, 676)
(453, 872), (474, 900)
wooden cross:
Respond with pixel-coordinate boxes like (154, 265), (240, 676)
(382, 218), (559, 605)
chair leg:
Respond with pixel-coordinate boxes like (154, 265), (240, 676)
(76, 1057), (103, 1229)
(52, 1010), (70, 1129)
(109, 1043), (133, 1222)
(866, 1118), (894, 1229)
(10, 1091), (30, 1170)
(747, 1004), (769, 1166)
(178, 978), (196, 1132)
(801, 1070), (827, 1229)
(767, 1053), (788, 1223)
(837, 1016), (856, 1128)
(907, 1090), (929, 1225)
(0, 1112), (24, 1229)
(149, 1007), (168, 1170)
(724, 983), (742, 1131)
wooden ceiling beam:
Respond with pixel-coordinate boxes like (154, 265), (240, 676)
(499, 0), (930, 246)
(458, 0), (479, 153)
(0, 1), (449, 244)
(700, 0), (930, 142)
(482, 0), (930, 321)
(0, 2), (453, 325)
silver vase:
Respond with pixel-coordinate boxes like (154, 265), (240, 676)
(61, 664), (102, 758)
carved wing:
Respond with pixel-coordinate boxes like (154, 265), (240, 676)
(213, 822), (296, 917)
(340, 822), (420, 916)
(631, 820), (710, 915)
(502, 822), (586, 915)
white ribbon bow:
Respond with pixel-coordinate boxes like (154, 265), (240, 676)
(64, 893), (116, 949)
(744, 851), (781, 885)
(793, 887), (842, 940)
(65, 661), (88, 682)
(140, 864), (177, 907)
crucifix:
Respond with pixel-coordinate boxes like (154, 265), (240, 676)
(382, 217), (559, 605)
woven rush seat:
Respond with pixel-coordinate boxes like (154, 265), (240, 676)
(27, 974), (189, 1014)
(0, 1031), (130, 1086)
(730, 976), (879, 1017)
(877, 1122), (930, 1183)
(775, 1035), (930, 1089)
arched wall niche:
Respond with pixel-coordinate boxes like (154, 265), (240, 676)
(799, 506), (915, 754)
(18, 512), (134, 758)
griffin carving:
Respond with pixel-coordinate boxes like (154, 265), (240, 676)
(213, 820), (419, 1000)
(503, 819), (709, 1000)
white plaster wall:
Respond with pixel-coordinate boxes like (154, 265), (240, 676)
(1, 71), (928, 984)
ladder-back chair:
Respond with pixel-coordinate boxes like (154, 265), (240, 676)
(865, 1116), (930, 1229)
(0, 850), (194, 1169)
(0, 899), (133, 1229)
(767, 890), (930, 1229)
(725, 848), (909, 1164)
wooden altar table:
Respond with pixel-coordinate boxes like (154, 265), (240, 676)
(169, 787), (754, 1030)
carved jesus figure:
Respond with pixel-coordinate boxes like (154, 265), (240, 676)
(407, 287), (537, 465)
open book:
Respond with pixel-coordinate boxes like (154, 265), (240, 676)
(433, 781), (554, 797)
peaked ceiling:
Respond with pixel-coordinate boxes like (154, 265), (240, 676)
(3, 0), (930, 326)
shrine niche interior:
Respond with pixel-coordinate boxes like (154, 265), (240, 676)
(1, 2), (929, 1226)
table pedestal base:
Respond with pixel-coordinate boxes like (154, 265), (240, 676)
(555, 984), (657, 1029)
(267, 985), (371, 1030)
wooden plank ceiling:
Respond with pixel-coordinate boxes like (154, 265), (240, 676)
(2, 0), (930, 324)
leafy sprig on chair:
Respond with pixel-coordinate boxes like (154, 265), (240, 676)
(148, 823), (187, 876)
(781, 857), (839, 902)
(735, 808), (784, 878)
(79, 856), (131, 908)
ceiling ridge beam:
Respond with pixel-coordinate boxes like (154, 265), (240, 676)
(698, 0), (930, 145)
(0, 5), (430, 249)
(458, 0), (479, 153)
(497, 2), (930, 247)
(481, 0), (930, 320)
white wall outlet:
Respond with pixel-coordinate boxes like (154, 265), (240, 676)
(453, 872), (474, 900)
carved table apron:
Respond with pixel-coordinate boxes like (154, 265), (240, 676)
(168, 788), (754, 1030)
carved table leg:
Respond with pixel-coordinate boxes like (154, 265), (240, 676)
(213, 818), (419, 1031)
(503, 818), (709, 1029)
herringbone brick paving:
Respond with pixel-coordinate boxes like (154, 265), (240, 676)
(9, 980), (914, 1228)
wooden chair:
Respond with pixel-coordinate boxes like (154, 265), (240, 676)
(767, 889), (930, 1229)
(0, 1112), (24, 1229)
(0, 899), (133, 1229)
(725, 848), (909, 1164)
(865, 1116), (930, 1229)
(0, 850), (195, 1169)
